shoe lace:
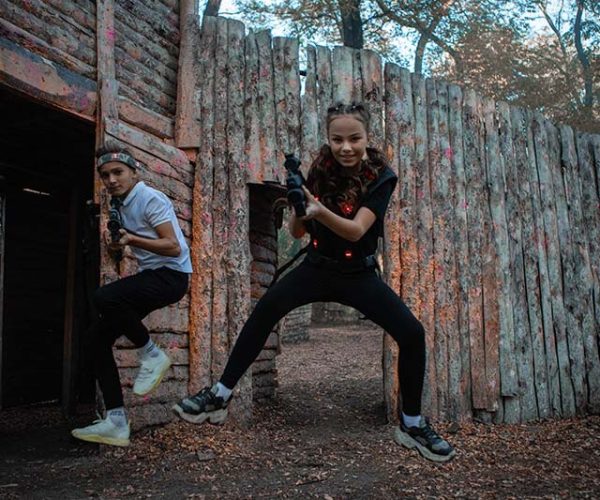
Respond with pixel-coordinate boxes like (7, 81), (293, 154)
(137, 365), (153, 381)
(420, 419), (443, 444)
(190, 387), (216, 406)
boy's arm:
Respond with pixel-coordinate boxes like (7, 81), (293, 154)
(116, 222), (181, 257)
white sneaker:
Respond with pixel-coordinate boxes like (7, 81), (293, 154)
(133, 349), (171, 396)
(71, 418), (130, 447)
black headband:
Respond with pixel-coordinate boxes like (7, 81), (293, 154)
(96, 152), (141, 171)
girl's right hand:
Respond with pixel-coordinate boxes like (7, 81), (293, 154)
(301, 186), (322, 220)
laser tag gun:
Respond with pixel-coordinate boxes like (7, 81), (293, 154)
(284, 153), (306, 217)
(107, 197), (124, 262)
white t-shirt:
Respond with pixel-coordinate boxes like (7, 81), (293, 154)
(118, 181), (193, 273)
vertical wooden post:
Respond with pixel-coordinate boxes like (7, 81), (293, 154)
(332, 46), (353, 104)
(301, 45), (319, 172)
(189, 15), (218, 393)
(360, 50), (383, 150)
(382, 62), (402, 423)
(412, 75), (436, 416)
(175, 0), (201, 148)
(315, 45), (333, 145)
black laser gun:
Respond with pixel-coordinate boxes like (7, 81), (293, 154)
(107, 198), (124, 262)
(284, 153), (306, 217)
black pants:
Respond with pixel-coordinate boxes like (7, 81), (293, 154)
(91, 267), (189, 410)
(220, 260), (426, 415)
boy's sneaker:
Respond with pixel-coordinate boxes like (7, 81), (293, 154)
(133, 349), (171, 396)
(172, 386), (230, 425)
(394, 416), (456, 462)
(71, 418), (130, 447)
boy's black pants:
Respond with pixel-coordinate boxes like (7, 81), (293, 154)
(91, 267), (188, 410)
(220, 260), (426, 415)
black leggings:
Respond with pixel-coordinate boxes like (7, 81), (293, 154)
(220, 260), (426, 415)
(91, 267), (189, 410)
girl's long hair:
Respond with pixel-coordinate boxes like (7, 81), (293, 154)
(305, 102), (387, 217)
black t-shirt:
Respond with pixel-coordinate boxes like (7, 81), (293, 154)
(308, 165), (398, 260)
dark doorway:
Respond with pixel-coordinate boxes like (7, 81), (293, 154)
(0, 87), (97, 412)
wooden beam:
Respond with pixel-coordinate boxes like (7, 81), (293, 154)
(0, 37), (96, 120)
(175, 0), (201, 147)
(118, 96), (174, 139)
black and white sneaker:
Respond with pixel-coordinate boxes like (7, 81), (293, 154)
(394, 416), (456, 462)
(172, 386), (230, 425)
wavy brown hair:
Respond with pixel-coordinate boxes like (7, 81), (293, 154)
(305, 102), (387, 217)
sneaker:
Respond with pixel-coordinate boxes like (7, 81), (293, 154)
(172, 386), (230, 425)
(394, 416), (456, 462)
(71, 418), (130, 447)
(133, 349), (171, 396)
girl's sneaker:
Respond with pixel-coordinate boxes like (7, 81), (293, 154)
(394, 416), (456, 462)
(172, 386), (229, 425)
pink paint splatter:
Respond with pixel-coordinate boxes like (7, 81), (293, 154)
(106, 28), (116, 42)
(444, 147), (454, 160)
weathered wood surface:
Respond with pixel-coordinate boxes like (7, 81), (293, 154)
(462, 89), (486, 411)
(300, 45), (319, 172)
(175, 0), (201, 147)
(360, 50), (383, 150)
(382, 63), (403, 423)
(188, 15), (217, 393)
(448, 84), (471, 421)
(226, 18), (253, 424)
(118, 96), (174, 139)
(0, 37), (96, 119)
(332, 46), (353, 104)
(315, 45), (333, 145)
(244, 32), (262, 182)
(412, 75), (436, 416)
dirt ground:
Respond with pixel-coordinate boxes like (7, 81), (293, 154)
(1, 323), (599, 499)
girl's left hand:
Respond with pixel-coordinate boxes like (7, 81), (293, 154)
(301, 186), (322, 220)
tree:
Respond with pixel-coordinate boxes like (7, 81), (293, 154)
(203, 0), (222, 16)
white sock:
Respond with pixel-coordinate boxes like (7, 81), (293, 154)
(212, 382), (232, 401)
(107, 407), (128, 427)
(402, 412), (422, 428)
(140, 339), (161, 360)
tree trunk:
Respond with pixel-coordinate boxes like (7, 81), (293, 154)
(204, 0), (221, 17)
(574, 0), (593, 109)
(338, 0), (363, 49)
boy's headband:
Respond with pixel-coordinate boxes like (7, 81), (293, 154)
(96, 152), (141, 170)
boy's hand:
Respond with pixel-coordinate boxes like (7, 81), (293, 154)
(104, 229), (131, 252)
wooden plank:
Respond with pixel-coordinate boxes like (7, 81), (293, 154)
(506, 107), (538, 421)
(300, 45), (319, 173)
(273, 37), (288, 163)
(315, 45), (333, 145)
(427, 78), (448, 419)
(525, 112), (560, 417)
(226, 18), (252, 421)
(382, 62), (403, 423)
(557, 124), (590, 413)
(0, 37), (96, 120)
(495, 102), (523, 422)
(255, 30), (278, 182)
(118, 96), (174, 139)
(210, 16), (230, 380)
(104, 118), (191, 174)
(2, 0), (96, 67)
(538, 117), (576, 417)
(332, 46), (353, 104)
(448, 84), (471, 420)
(360, 50), (383, 151)
(175, 2), (202, 147)
(114, 39), (178, 87)
(285, 38), (301, 156)
(436, 80), (461, 421)
(244, 31), (262, 183)
(481, 98), (509, 416)
(351, 48), (362, 103)
(412, 74), (436, 417)
(462, 89), (486, 411)
(114, 0), (180, 47)
(188, 14), (217, 393)
(0, 17), (95, 79)
(574, 132), (600, 412)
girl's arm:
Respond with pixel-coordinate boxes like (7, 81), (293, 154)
(299, 186), (376, 242)
(288, 212), (307, 239)
(108, 222), (181, 257)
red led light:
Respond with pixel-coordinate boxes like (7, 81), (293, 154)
(344, 249), (353, 259)
(313, 239), (318, 249)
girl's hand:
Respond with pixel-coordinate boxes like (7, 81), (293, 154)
(301, 186), (323, 220)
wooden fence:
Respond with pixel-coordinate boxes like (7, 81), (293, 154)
(179, 16), (600, 424)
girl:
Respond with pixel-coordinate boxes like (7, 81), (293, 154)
(173, 103), (455, 462)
